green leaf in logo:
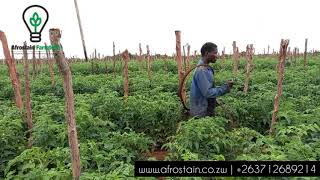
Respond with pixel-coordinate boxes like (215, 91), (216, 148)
(29, 12), (42, 32)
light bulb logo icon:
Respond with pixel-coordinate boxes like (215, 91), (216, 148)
(22, 5), (49, 42)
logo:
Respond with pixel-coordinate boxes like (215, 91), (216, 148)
(22, 5), (49, 42)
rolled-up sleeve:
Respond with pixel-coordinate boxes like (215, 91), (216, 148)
(195, 69), (230, 98)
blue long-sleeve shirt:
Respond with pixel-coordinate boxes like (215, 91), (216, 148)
(190, 59), (230, 117)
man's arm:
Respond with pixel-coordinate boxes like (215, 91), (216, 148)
(195, 69), (230, 98)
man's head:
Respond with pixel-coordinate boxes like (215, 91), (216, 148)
(201, 42), (218, 63)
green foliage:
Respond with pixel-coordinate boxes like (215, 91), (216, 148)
(164, 117), (229, 160)
(1, 56), (320, 179)
(5, 147), (72, 179)
(32, 114), (68, 148)
(0, 103), (26, 177)
(91, 91), (181, 144)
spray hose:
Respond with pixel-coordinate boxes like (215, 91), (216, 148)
(178, 64), (212, 111)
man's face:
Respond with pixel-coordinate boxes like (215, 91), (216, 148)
(206, 48), (218, 63)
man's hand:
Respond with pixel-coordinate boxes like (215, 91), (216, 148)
(226, 80), (234, 90)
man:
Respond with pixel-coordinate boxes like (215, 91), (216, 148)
(190, 42), (233, 118)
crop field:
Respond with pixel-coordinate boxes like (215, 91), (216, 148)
(1, 52), (320, 179)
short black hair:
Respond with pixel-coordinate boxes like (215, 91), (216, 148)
(201, 42), (217, 57)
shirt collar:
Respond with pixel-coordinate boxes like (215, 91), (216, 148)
(198, 58), (205, 65)
(198, 58), (214, 73)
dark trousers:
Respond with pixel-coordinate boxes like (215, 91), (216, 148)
(206, 98), (216, 117)
(192, 98), (216, 119)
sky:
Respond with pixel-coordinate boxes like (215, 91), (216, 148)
(0, 0), (319, 59)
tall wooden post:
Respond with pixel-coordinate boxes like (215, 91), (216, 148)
(186, 44), (190, 71)
(232, 41), (239, 77)
(139, 43), (143, 70)
(270, 39), (289, 135)
(91, 48), (97, 72)
(49, 28), (81, 179)
(183, 45), (186, 72)
(243, 44), (254, 95)
(312, 49), (315, 56)
(146, 45), (152, 80)
(0, 31), (23, 110)
(123, 50), (129, 102)
(294, 47), (297, 62)
(32, 47), (36, 78)
(304, 38), (308, 70)
(118, 50), (122, 69)
(113, 42), (116, 77)
(38, 50), (41, 74)
(164, 54), (168, 74)
(23, 42), (33, 147)
(73, 0), (88, 62)
(221, 47), (225, 68)
(44, 43), (56, 87)
(175, 31), (185, 102)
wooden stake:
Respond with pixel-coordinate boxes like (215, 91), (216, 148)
(104, 57), (108, 75)
(186, 44), (190, 71)
(295, 48), (298, 58)
(146, 45), (152, 80)
(175, 31), (186, 102)
(0, 31), (23, 110)
(32, 47), (36, 78)
(122, 50), (129, 102)
(232, 41), (239, 77)
(44, 43), (56, 87)
(270, 39), (289, 135)
(118, 50), (122, 69)
(38, 50), (41, 74)
(91, 48), (97, 72)
(243, 44), (254, 95)
(49, 28), (81, 179)
(139, 43), (143, 70)
(164, 54), (168, 74)
(113, 42), (116, 77)
(22, 42), (33, 148)
(73, 0), (88, 61)
(304, 38), (308, 70)
(183, 45), (186, 72)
